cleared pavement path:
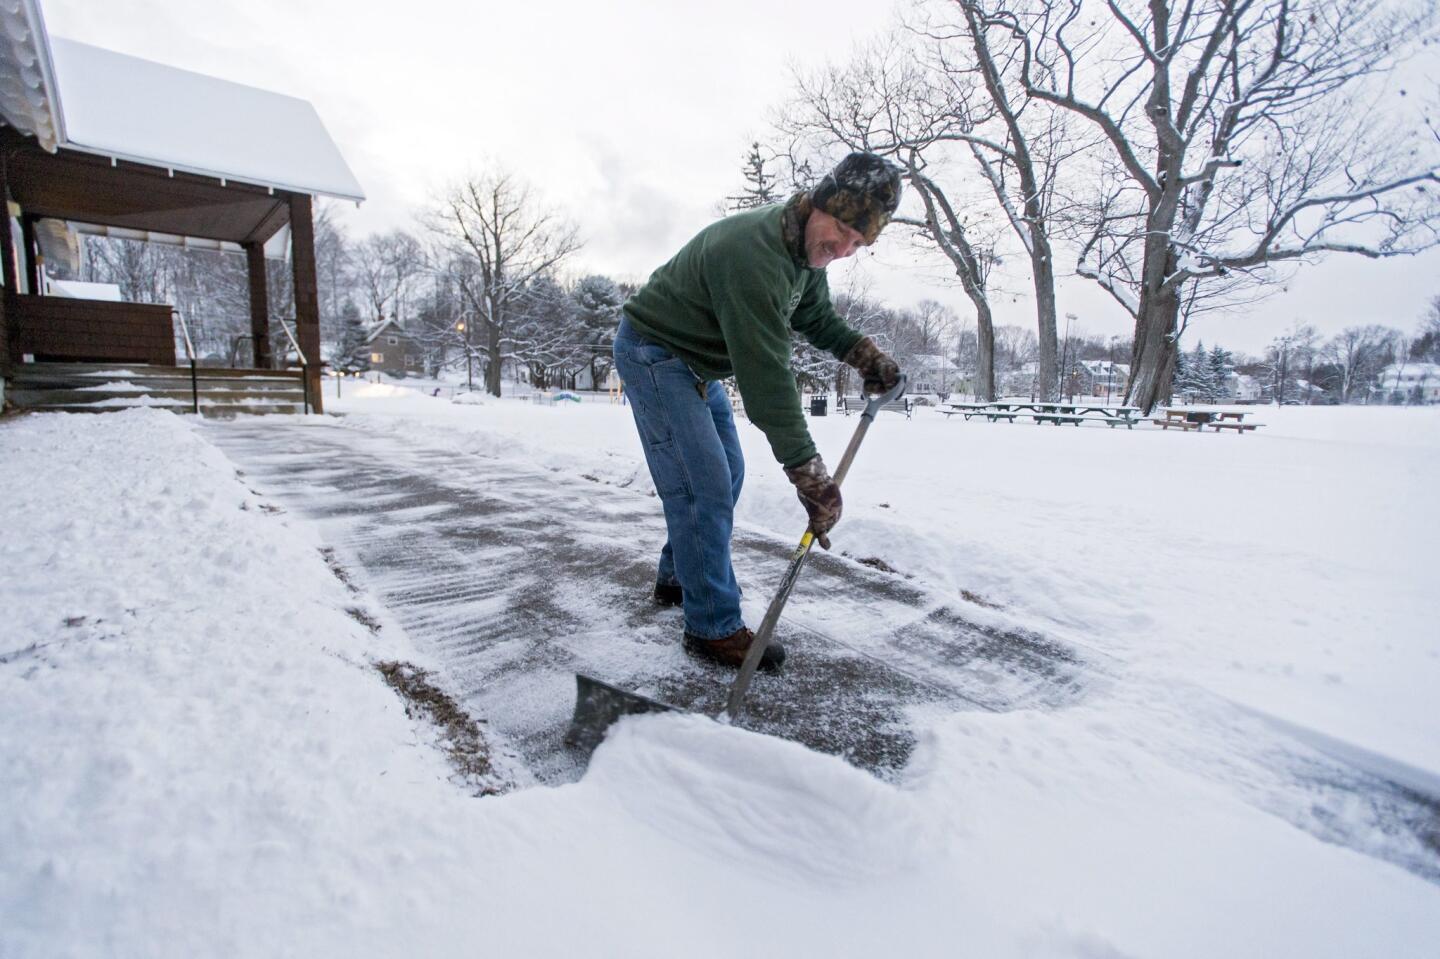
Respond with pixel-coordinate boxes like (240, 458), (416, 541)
(204, 415), (1096, 784)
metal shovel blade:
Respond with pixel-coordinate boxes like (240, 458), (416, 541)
(564, 673), (681, 754)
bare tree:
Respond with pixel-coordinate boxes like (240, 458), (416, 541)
(83, 236), (173, 304)
(993, 322), (1041, 394)
(1413, 294), (1440, 363)
(511, 274), (583, 389)
(352, 229), (426, 328)
(313, 202), (355, 355)
(778, 34), (1006, 398)
(904, 2), (1094, 399)
(1261, 322), (1319, 403)
(83, 237), (253, 362)
(427, 169), (581, 397)
(981, 0), (1440, 412)
(912, 298), (960, 354)
(807, 272), (894, 396)
(1322, 324), (1399, 402)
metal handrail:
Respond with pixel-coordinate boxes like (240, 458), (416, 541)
(274, 316), (312, 415)
(275, 316), (307, 366)
(172, 309), (197, 363)
(172, 309), (200, 414)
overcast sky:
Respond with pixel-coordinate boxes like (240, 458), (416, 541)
(45, 0), (1440, 355)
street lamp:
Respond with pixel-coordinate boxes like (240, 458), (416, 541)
(1105, 335), (1115, 405)
(457, 312), (475, 391)
(1061, 312), (1076, 402)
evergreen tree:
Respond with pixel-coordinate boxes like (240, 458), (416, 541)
(512, 275), (578, 389)
(726, 142), (780, 212)
(1207, 345), (1235, 400)
(1171, 347), (1189, 400)
(334, 301), (369, 371)
(1173, 341), (1212, 401)
(571, 274), (625, 386)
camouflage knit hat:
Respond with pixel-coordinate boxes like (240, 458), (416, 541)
(810, 152), (903, 245)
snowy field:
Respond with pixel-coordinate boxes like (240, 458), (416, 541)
(3, 391), (1439, 957)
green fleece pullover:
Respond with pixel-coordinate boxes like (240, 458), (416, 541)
(621, 200), (863, 468)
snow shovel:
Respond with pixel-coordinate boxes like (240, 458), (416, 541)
(564, 375), (909, 754)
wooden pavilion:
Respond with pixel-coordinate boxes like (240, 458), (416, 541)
(0, 4), (365, 415)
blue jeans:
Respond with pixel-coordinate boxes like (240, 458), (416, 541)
(613, 318), (745, 639)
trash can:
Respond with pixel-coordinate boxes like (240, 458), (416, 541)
(810, 395), (828, 416)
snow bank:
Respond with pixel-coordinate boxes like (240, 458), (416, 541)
(350, 381), (416, 399)
(0, 411), (471, 955)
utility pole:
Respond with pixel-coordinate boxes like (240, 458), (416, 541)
(1062, 313), (1076, 402)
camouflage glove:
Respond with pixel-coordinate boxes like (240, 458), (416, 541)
(844, 336), (902, 395)
(784, 455), (842, 550)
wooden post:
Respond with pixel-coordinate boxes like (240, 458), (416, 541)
(244, 241), (272, 370)
(0, 151), (11, 374)
(288, 193), (323, 413)
(0, 151), (18, 307)
(20, 214), (39, 295)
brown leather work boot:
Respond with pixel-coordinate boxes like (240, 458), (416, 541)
(683, 626), (786, 672)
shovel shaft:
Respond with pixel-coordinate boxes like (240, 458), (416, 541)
(722, 376), (906, 720)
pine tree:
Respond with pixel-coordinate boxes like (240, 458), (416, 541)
(726, 142), (780, 211)
(334, 301), (369, 371)
(1207, 345), (1235, 400)
(571, 275), (625, 387)
(1171, 347), (1190, 401)
(1173, 341), (1212, 401)
(512, 274), (577, 389)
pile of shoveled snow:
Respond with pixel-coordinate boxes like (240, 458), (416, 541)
(351, 381), (414, 399)
(3, 409), (1438, 958)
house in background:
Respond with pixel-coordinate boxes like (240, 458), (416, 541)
(1231, 373), (1264, 402)
(1076, 360), (1130, 400)
(998, 361), (1039, 398)
(906, 354), (959, 398)
(0, 0), (363, 414)
(1375, 362), (1440, 404)
(364, 319), (426, 377)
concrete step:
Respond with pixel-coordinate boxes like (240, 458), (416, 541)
(25, 402), (309, 417)
(9, 376), (307, 393)
(8, 388), (305, 407)
(6, 361), (310, 416)
(11, 369), (304, 386)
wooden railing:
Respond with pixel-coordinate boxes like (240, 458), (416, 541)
(7, 295), (176, 366)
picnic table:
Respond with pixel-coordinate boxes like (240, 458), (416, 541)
(942, 400), (1142, 427)
(940, 401), (1023, 423)
(1154, 408), (1265, 433)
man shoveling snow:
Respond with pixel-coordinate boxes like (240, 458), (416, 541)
(614, 152), (904, 672)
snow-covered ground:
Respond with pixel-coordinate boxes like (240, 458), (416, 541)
(333, 385), (1440, 787)
(3, 392), (1439, 957)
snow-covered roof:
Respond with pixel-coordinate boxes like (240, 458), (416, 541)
(0, 0), (363, 202)
(363, 319), (414, 345)
(0, 0), (62, 149)
(1080, 360), (1129, 375)
(49, 39), (364, 202)
(1378, 362), (1440, 386)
